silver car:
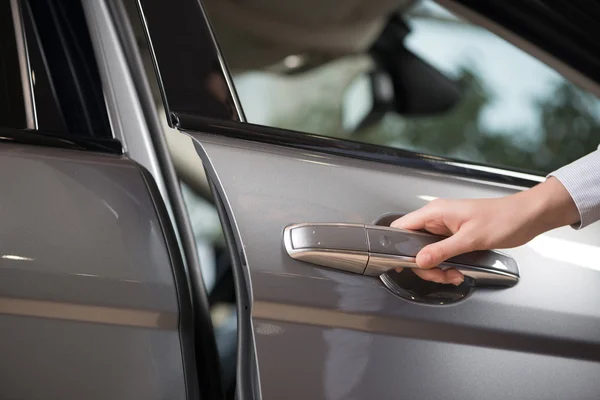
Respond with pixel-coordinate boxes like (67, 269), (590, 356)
(1, 0), (600, 399)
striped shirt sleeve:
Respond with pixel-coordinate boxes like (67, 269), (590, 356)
(548, 148), (600, 229)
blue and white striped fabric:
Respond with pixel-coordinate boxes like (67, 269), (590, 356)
(550, 148), (600, 229)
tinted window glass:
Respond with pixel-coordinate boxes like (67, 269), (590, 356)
(211, 0), (600, 175)
(1, 0), (110, 138)
(28, 0), (111, 138)
(0, 1), (27, 129)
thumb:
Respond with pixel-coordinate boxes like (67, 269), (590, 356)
(416, 231), (475, 268)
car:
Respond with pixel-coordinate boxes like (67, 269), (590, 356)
(1, 0), (600, 399)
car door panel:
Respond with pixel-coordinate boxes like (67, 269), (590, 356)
(190, 132), (600, 399)
(133, 0), (600, 397)
(0, 143), (188, 400)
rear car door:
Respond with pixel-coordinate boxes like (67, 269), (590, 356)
(138, 0), (600, 399)
(0, 1), (221, 398)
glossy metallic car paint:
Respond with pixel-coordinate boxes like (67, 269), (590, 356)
(82, 0), (169, 203)
(0, 144), (187, 399)
(191, 132), (600, 399)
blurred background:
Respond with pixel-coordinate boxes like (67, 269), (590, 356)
(208, 0), (600, 175)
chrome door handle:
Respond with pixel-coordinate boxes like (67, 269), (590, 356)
(283, 223), (519, 287)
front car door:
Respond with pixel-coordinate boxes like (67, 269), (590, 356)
(136, 0), (600, 398)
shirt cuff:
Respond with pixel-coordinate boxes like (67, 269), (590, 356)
(548, 150), (600, 229)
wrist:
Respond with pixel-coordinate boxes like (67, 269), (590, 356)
(522, 177), (580, 232)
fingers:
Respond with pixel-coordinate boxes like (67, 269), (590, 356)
(445, 268), (465, 286)
(412, 267), (445, 283)
(391, 205), (437, 231)
(413, 267), (464, 286)
(416, 231), (476, 269)
(392, 200), (471, 285)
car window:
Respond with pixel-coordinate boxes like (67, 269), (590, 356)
(215, 0), (600, 175)
(1, 0), (67, 133)
(21, 1), (68, 134)
(0, 0), (28, 129)
(1, 0), (109, 138)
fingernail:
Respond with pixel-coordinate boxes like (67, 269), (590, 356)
(451, 276), (464, 286)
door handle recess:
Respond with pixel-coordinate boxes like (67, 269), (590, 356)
(283, 223), (519, 287)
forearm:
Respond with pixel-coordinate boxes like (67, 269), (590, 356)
(518, 176), (580, 234)
(519, 148), (600, 235)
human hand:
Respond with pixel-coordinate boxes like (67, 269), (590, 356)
(391, 177), (579, 285)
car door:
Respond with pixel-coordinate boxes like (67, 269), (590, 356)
(0, 1), (224, 399)
(137, 0), (600, 399)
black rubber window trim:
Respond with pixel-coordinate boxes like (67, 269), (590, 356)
(0, 126), (122, 154)
(208, 176), (258, 400)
